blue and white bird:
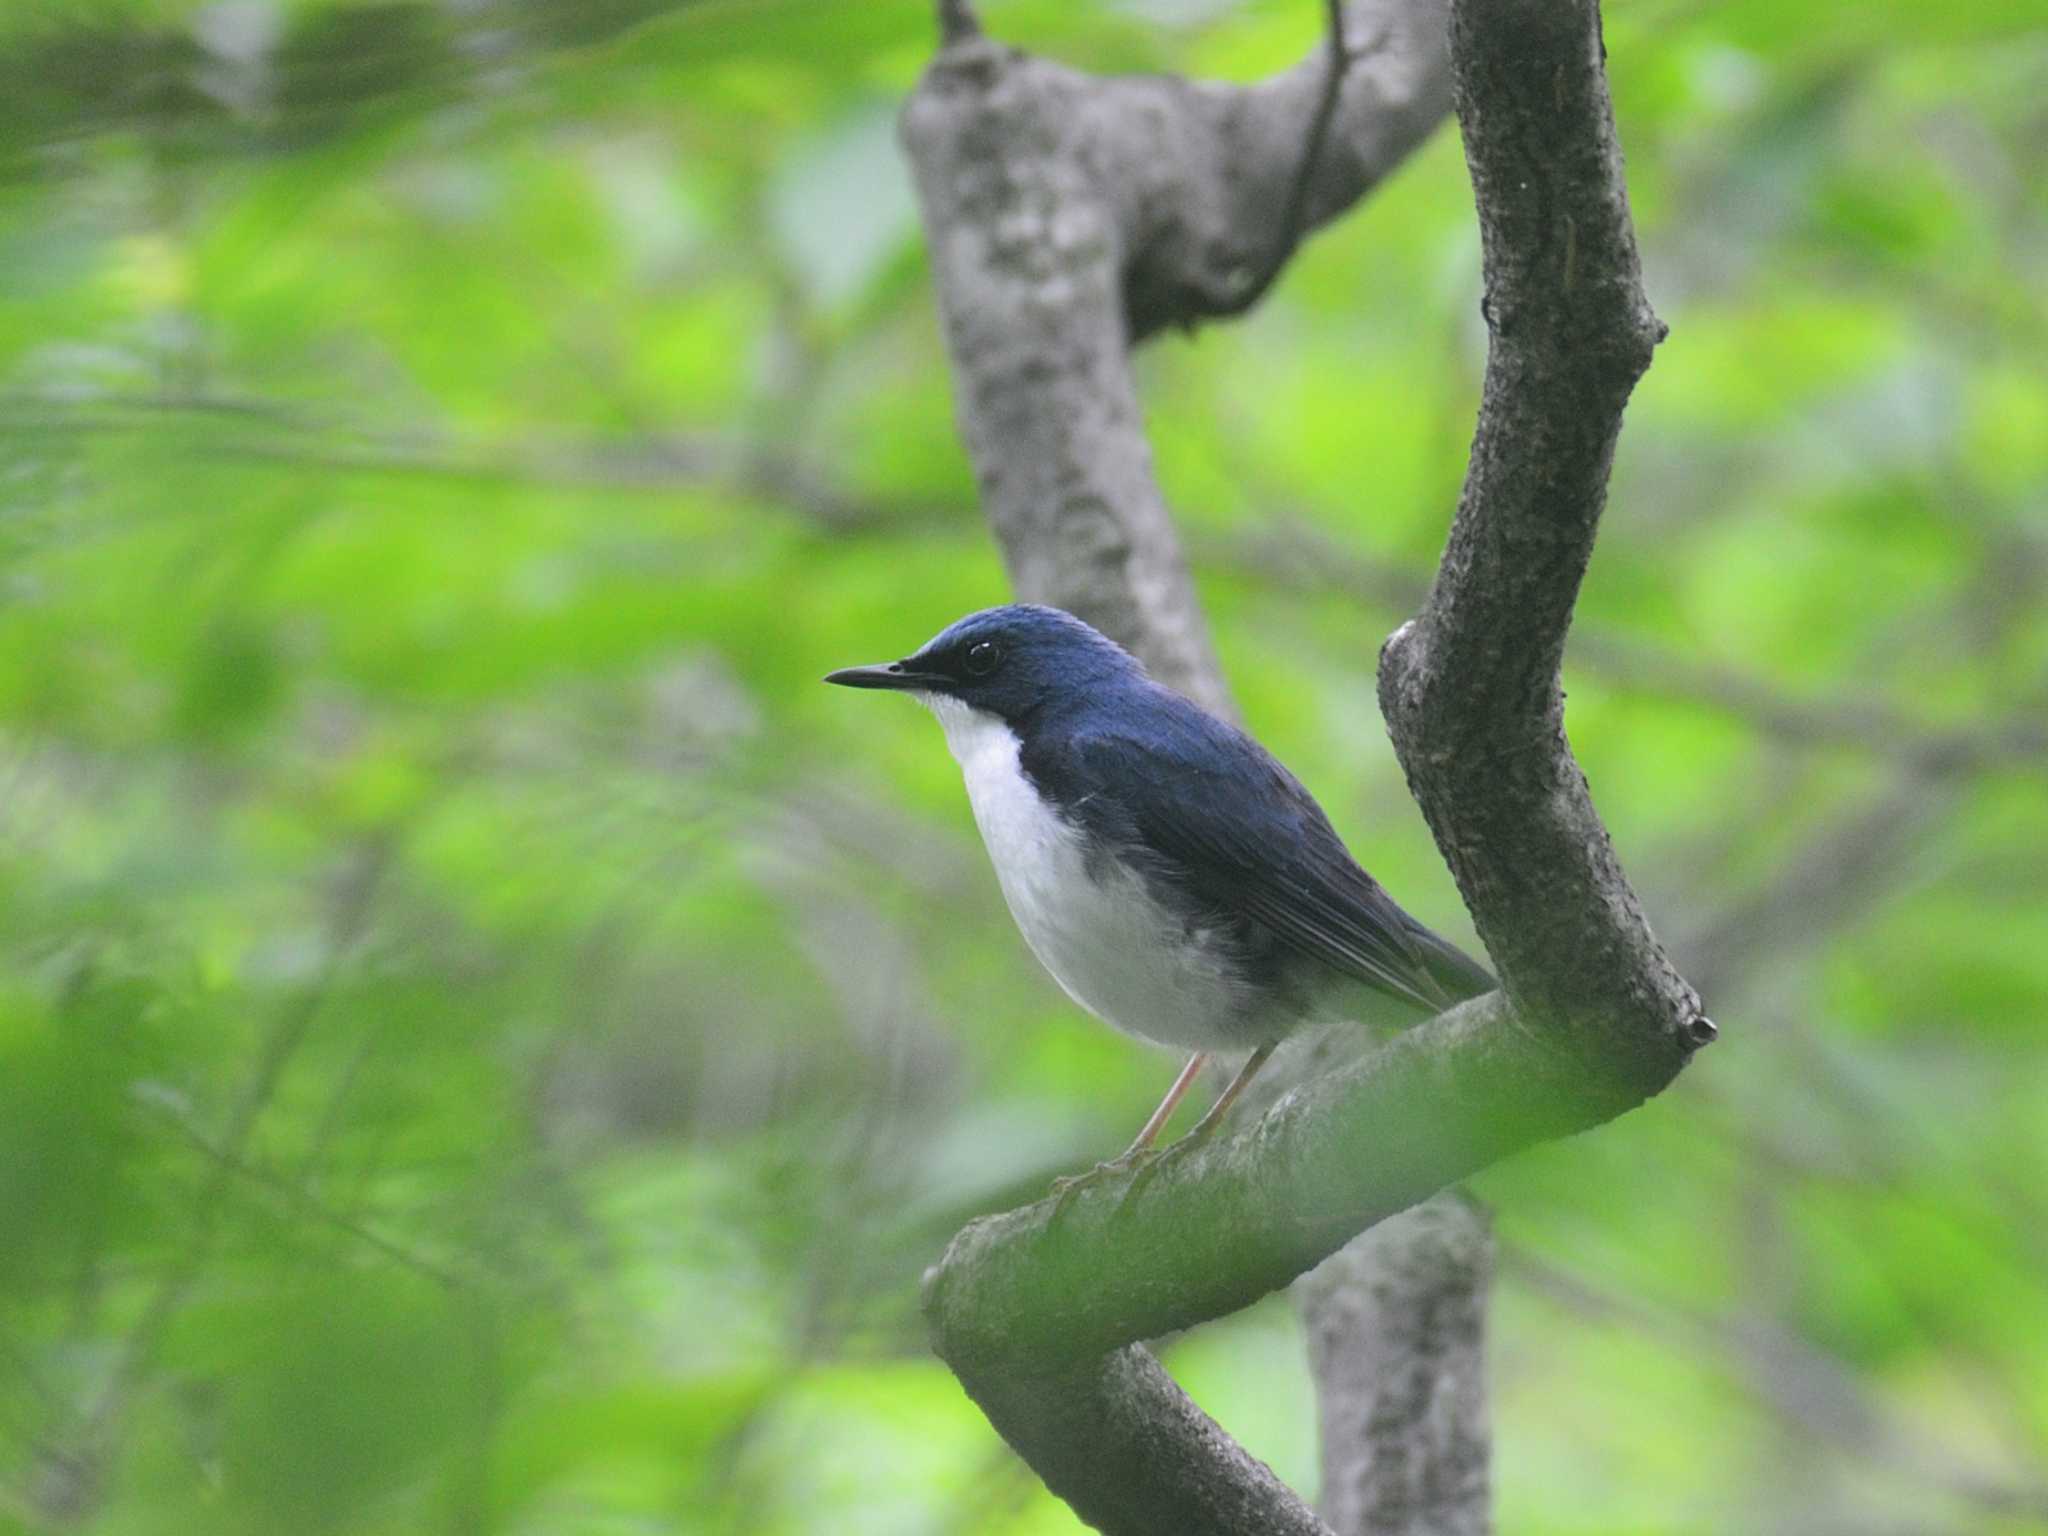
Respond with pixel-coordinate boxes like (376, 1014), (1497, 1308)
(826, 604), (1495, 1163)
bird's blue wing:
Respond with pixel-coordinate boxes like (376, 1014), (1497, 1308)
(1037, 694), (1494, 1016)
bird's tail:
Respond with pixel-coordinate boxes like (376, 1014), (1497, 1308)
(1403, 916), (1497, 1008)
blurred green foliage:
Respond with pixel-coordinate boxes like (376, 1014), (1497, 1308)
(0, 1), (2044, 1532)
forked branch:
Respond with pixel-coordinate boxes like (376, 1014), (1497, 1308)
(903, 1), (1708, 1531)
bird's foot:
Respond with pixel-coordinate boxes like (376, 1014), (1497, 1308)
(1046, 1148), (1159, 1219)
(1115, 1120), (1218, 1209)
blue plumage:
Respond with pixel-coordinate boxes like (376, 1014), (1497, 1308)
(827, 603), (1494, 1156)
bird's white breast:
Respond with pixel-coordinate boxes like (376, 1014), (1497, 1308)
(920, 695), (1261, 1051)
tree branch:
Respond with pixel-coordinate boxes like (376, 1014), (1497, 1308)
(56, 836), (396, 1526)
(925, 988), (1643, 1359)
(1376, 0), (1705, 1062)
(962, 1348), (1330, 1535)
(1502, 1242), (2048, 1523)
(1116, 0), (1454, 340)
(1299, 1192), (1491, 1536)
(898, 0), (1453, 712)
(905, 0), (1708, 1530)
(1218, 519), (2048, 772)
(47, 389), (2036, 778)
(1201, 0), (1354, 324)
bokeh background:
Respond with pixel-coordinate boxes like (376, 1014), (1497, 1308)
(3, 1), (2045, 1532)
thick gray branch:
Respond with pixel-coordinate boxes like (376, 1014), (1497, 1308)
(965, 1348), (1329, 1534)
(925, 991), (1622, 1372)
(899, 0), (1451, 713)
(1114, 0), (1453, 339)
(1376, 0), (1706, 1069)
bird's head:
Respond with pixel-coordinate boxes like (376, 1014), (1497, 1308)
(824, 604), (1141, 726)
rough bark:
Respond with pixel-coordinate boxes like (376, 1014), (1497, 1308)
(924, 990), (1642, 1362)
(902, 0), (1707, 1532)
(899, 0), (1452, 712)
(963, 1348), (1331, 1536)
(1374, 0), (1707, 1068)
(1299, 1193), (1491, 1536)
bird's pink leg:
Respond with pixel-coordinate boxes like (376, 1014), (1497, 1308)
(1182, 1042), (1276, 1141)
(1123, 1052), (1209, 1157)
(1109, 1043), (1280, 1211)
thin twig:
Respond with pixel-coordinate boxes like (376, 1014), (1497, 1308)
(1276, 0), (1352, 264)
(1502, 1243), (2048, 1523)
(74, 836), (398, 1484)
(1208, 0), (1353, 319)
(6, 396), (956, 534)
(1221, 521), (2047, 773)
(144, 1098), (472, 1292)
(34, 390), (2035, 777)
(1677, 772), (1958, 1001)
(936, 0), (981, 47)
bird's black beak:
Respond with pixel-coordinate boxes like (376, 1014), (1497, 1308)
(822, 661), (939, 692)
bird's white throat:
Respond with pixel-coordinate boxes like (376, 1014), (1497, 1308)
(915, 693), (1266, 1051)
(919, 694), (1024, 814)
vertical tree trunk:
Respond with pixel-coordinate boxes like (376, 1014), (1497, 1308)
(1301, 1193), (1492, 1535)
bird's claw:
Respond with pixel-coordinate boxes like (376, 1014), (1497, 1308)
(1047, 1148), (1159, 1219)
(1117, 1124), (1213, 1209)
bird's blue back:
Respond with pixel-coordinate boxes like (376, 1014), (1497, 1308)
(877, 603), (1494, 1016)
(1017, 664), (1495, 1016)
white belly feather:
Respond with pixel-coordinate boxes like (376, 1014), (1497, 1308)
(921, 695), (1262, 1051)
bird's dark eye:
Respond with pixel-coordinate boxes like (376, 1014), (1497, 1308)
(963, 640), (1002, 677)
